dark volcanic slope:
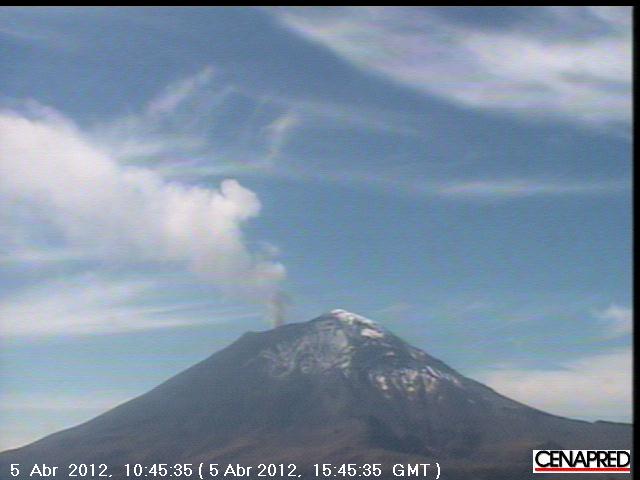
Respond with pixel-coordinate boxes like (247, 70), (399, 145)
(0, 310), (631, 480)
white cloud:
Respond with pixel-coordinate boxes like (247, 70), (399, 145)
(596, 304), (632, 338)
(274, 7), (632, 130)
(147, 66), (216, 116)
(91, 67), (232, 163)
(0, 247), (94, 265)
(0, 274), (259, 337)
(0, 391), (134, 450)
(90, 66), (305, 180)
(257, 166), (627, 201)
(0, 391), (131, 412)
(475, 348), (632, 422)
(433, 179), (627, 199)
(82, 68), (627, 204)
(263, 111), (300, 161)
(0, 108), (285, 309)
(92, 66), (429, 180)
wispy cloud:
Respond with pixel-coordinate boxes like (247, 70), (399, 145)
(433, 178), (628, 199)
(263, 111), (300, 162)
(0, 9), (80, 53)
(475, 347), (632, 422)
(89, 66), (304, 176)
(0, 391), (131, 412)
(273, 7), (631, 130)
(0, 391), (134, 450)
(596, 304), (632, 338)
(85, 68), (627, 204)
(147, 66), (216, 116)
(90, 66), (420, 173)
(91, 67), (234, 164)
(0, 274), (259, 337)
(0, 248), (82, 265)
(249, 166), (627, 201)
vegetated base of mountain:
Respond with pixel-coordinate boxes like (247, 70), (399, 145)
(0, 310), (632, 480)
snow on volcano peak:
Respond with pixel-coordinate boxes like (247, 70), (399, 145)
(329, 309), (377, 327)
(361, 328), (384, 339)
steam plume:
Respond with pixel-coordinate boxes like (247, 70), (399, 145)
(268, 291), (292, 327)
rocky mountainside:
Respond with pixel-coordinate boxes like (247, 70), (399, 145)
(0, 310), (631, 479)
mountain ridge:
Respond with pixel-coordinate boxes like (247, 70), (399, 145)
(0, 309), (632, 479)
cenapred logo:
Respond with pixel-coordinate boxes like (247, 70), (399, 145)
(533, 450), (631, 474)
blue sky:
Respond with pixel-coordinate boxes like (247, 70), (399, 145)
(0, 6), (632, 449)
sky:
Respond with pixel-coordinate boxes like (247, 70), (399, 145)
(0, 6), (633, 450)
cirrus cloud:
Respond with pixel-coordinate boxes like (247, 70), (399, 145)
(596, 304), (632, 338)
(475, 347), (632, 422)
(273, 6), (631, 131)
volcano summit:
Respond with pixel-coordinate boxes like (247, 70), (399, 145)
(0, 310), (631, 479)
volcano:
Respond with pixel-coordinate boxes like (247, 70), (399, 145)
(0, 310), (632, 479)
